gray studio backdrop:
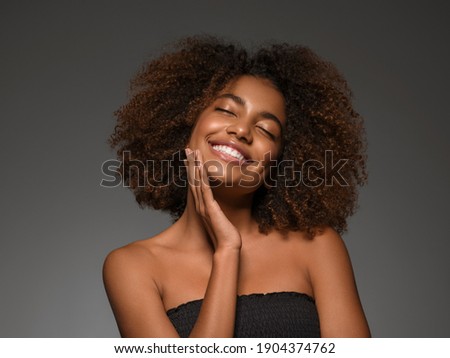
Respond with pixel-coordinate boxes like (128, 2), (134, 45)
(1, 1), (449, 337)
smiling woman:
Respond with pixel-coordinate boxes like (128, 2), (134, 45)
(103, 36), (370, 338)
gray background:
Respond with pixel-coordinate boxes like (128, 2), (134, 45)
(1, 1), (449, 337)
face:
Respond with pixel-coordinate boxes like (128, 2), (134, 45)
(187, 75), (286, 191)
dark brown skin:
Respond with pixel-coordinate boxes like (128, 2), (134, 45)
(109, 36), (368, 238)
(103, 76), (371, 337)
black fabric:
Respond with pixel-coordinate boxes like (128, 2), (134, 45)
(166, 291), (320, 338)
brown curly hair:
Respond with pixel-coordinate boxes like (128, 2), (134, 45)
(109, 35), (368, 239)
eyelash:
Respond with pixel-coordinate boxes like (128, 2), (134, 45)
(215, 107), (235, 115)
(215, 107), (276, 140)
(257, 126), (276, 139)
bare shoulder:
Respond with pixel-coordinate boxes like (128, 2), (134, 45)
(104, 237), (162, 269)
(103, 232), (174, 291)
(286, 227), (349, 266)
(103, 239), (159, 311)
(303, 226), (355, 289)
(305, 227), (350, 264)
(102, 233), (180, 337)
(304, 226), (371, 337)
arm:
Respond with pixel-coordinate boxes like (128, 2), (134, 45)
(103, 241), (240, 338)
(103, 246), (180, 337)
(189, 248), (240, 337)
(103, 149), (241, 337)
(185, 148), (241, 337)
(308, 227), (371, 337)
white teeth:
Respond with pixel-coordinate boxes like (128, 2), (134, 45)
(212, 145), (245, 161)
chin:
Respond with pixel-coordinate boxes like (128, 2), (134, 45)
(205, 167), (266, 192)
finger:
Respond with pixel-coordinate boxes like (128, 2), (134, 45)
(186, 148), (197, 185)
(195, 150), (208, 216)
(185, 148), (200, 211)
(197, 150), (216, 208)
(197, 151), (232, 226)
(194, 150), (206, 215)
(195, 157), (218, 243)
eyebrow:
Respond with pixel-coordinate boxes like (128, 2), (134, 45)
(217, 93), (246, 106)
(216, 93), (284, 130)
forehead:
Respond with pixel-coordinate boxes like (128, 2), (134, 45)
(220, 75), (283, 101)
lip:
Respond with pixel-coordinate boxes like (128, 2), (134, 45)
(208, 140), (251, 164)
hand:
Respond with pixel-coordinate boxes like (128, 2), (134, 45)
(185, 148), (242, 251)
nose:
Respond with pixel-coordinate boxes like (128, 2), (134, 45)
(226, 120), (253, 144)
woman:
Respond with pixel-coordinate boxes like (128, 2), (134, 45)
(103, 36), (371, 338)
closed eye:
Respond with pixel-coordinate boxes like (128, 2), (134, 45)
(257, 126), (276, 140)
(214, 107), (235, 116)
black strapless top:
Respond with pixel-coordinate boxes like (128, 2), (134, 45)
(166, 291), (320, 338)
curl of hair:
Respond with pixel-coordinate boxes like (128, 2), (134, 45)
(109, 36), (368, 239)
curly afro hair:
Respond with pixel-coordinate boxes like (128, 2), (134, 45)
(109, 35), (368, 239)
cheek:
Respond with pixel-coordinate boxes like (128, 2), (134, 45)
(257, 146), (281, 181)
(188, 116), (225, 146)
(187, 124), (205, 148)
(257, 144), (281, 164)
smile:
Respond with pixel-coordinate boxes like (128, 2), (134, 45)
(211, 144), (245, 162)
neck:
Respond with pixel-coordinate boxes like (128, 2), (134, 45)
(210, 186), (257, 234)
(176, 186), (260, 249)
